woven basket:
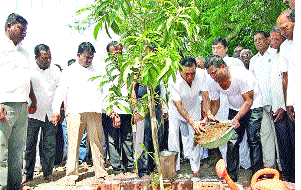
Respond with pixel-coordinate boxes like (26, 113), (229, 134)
(194, 122), (238, 149)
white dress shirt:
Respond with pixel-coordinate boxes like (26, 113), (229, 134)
(209, 66), (262, 111)
(52, 61), (103, 115)
(223, 55), (245, 68)
(29, 65), (61, 121)
(0, 35), (30, 103)
(286, 42), (296, 107)
(279, 39), (293, 73)
(270, 52), (286, 112)
(249, 47), (277, 106)
(168, 68), (209, 121)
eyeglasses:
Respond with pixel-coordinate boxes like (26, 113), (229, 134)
(241, 54), (252, 59)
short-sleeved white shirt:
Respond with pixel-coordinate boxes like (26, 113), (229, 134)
(168, 68), (209, 121)
(249, 47), (276, 106)
(223, 55), (245, 68)
(209, 66), (262, 111)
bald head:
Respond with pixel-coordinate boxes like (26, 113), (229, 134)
(277, 9), (294, 40)
(196, 56), (205, 69)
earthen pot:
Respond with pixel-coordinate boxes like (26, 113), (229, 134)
(250, 168), (290, 190)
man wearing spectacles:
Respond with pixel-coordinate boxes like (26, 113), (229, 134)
(239, 49), (253, 70)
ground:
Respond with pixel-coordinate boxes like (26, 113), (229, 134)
(23, 158), (253, 189)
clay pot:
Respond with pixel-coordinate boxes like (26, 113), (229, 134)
(250, 168), (290, 190)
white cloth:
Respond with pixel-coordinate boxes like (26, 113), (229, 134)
(168, 68), (209, 121)
(279, 39), (293, 73)
(52, 61), (103, 115)
(215, 55), (246, 120)
(168, 116), (208, 172)
(168, 68), (209, 172)
(29, 65), (61, 121)
(209, 66), (262, 111)
(0, 35), (30, 103)
(249, 47), (277, 106)
(223, 55), (245, 68)
(286, 42), (296, 107)
(270, 52), (286, 112)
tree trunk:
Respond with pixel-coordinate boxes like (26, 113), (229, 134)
(147, 86), (164, 190)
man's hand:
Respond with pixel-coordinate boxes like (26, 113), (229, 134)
(51, 113), (61, 126)
(163, 113), (169, 120)
(272, 108), (286, 122)
(192, 120), (206, 135)
(133, 111), (141, 124)
(206, 112), (220, 123)
(286, 106), (295, 122)
(0, 104), (7, 123)
(28, 103), (37, 114)
(110, 112), (121, 128)
(231, 118), (240, 129)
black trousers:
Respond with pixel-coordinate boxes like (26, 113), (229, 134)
(24, 117), (57, 178)
(103, 114), (134, 174)
(227, 108), (263, 182)
(273, 114), (295, 182)
(138, 108), (164, 177)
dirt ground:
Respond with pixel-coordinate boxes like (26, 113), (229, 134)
(23, 158), (253, 189)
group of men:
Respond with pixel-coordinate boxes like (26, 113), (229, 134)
(0, 0), (295, 188)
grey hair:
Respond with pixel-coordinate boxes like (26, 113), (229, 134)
(240, 49), (253, 57)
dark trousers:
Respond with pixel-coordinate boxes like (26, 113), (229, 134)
(102, 113), (110, 161)
(227, 108), (263, 182)
(103, 114), (134, 174)
(138, 108), (164, 177)
(54, 122), (64, 165)
(274, 114), (295, 182)
(24, 116), (57, 178)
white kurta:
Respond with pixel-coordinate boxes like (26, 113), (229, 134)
(168, 68), (208, 172)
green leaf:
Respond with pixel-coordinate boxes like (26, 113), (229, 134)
(115, 102), (132, 114)
(93, 22), (102, 40)
(156, 58), (172, 83)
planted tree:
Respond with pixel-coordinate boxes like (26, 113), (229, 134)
(75, 0), (287, 189)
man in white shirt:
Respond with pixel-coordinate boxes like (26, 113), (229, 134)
(23, 44), (60, 183)
(211, 38), (250, 167)
(52, 42), (107, 185)
(269, 28), (295, 182)
(206, 55), (263, 182)
(0, 13), (37, 189)
(211, 38), (245, 68)
(249, 31), (278, 168)
(102, 41), (135, 175)
(277, 9), (295, 122)
(168, 57), (216, 177)
(239, 49), (253, 70)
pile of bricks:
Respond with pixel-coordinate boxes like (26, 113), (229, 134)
(76, 178), (232, 190)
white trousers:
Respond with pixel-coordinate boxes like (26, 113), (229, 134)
(168, 116), (208, 172)
(260, 105), (278, 168)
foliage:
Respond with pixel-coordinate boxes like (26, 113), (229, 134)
(193, 0), (288, 57)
